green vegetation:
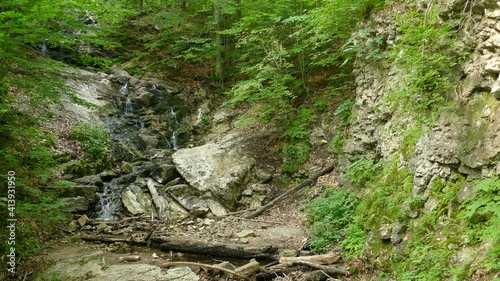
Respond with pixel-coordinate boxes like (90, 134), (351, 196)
(70, 123), (110, 164)
(303, 187), (361, 253)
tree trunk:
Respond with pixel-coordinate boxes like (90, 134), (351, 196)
(214, 0), (223, 81)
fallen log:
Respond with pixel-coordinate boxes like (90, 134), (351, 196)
(150, 236), (278, 259)
(289, 260), (349, 276)
(244, 163), (335, 219)
(234, 260), (260, 277)
(160, 261), (249, 280)
(279, 252), (341, 266)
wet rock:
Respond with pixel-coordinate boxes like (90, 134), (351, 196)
(60, 185), (98, 204)
(206, 199), (228, 216)
(73, 175), (103, 187)
(173, 142), (255, 210)
(117, 174), (137, 185)
(153, 164), (178, 184)
(99, 170), (120, 181)
(35, 251), (104, 281)
(60, 197), (90, 212)
(120, 161), (134, 174)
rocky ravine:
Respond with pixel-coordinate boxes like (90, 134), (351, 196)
(32, 67), (316, 281)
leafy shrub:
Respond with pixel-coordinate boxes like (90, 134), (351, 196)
(304, 188), (358, 252)
(70, 123), (110, 163)
(346, 158), (382, 185)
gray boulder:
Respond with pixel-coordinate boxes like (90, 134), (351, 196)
(172, 142), (255, 210)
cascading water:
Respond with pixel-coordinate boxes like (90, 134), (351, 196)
(97, 185), (122, 221)
(119, 80), (129, 95)
(169, 107), (180, 150)
(124, 98), (133, 116)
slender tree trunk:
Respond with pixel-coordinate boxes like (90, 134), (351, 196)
(214, 0), (223, 81)
(236, 0), (242, 18)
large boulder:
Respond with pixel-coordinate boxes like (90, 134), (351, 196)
(172, 142), (255, 211)
(35, 251), (104, 281)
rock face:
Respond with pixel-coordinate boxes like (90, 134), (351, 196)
(36, 250), (199, 281)
(340, 0), (500, 271)
(173, 142), (256, 211)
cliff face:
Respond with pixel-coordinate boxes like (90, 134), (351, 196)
(340, 0), (500, 277)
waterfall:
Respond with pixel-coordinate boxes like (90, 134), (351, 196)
(97, 185), (122, 221)
(169, 107), (180, 150)
(124, 98), (133, 116)
(120, 80), (129, 95)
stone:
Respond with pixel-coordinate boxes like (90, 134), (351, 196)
(424, 197), (439, 213)
(163, 267), (199, 281)
(73, 175), (103, 187)
(280, 249), (299, 257)
(172, 142), (255, 210)
(96, 223), (108, 232)
(60, 185), (98, 204)
(379, 224), (392, 240)
(35, 251), (104, 281)
(77, 215), (89, 227)
(67, 221), (78, 232)
(137, 90), (154, 106)
(207, 199), (228, 216)
(236, 230), (256, 238)
(120, 161), (134, 174)
(491, 75), (500, 98)
(255, 169), (273, 183)
(122, 189), (146, 215)
(390, 223), (407, 244)
(60, 197), (90, 212)
(99, 170), (120, 181)
(153, 164), (178, 184)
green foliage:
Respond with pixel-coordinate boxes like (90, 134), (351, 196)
(303, 187), (359, 252)
(345, 158), (382, 185)
(70, 123), (110, 163)
(386, 7), (466, 114)
(341, 222), (366, 258)
(460, 177), (500, 271)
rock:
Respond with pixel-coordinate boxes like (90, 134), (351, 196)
(391, 222), (407, 244)
(153, 164), (178, 184)
(163, 267), (199, 281)
(88, 264), (193, 281)
(255, 169), (273, 183)
(280, 249), (299, 257)
(122, 189), (146, 215)
(60, 185), (98, 204)
(236, 230), (256, 238)
(120, 161), (134, 174)
(73, 175), (103, 187)
(67, 221), (78, 232)
(96, 223), (109, 232)
(35, 251), (104, 281)
(172, 142), (255, 210)
(491, 75), (500, 98)
(379, 224), (392, 240)
(99, 170), (120, 181)
(60, 197), (90, 212)
(77, 215), (89, 227)
(207, 199), (228, 216)
(166, 177), (182, 187)
(117, 174), (137, 185)
(137, 90), (154, 106)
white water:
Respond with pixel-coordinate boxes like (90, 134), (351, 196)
(97, 185), (121, 221)
(125, 98), (133, 116)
